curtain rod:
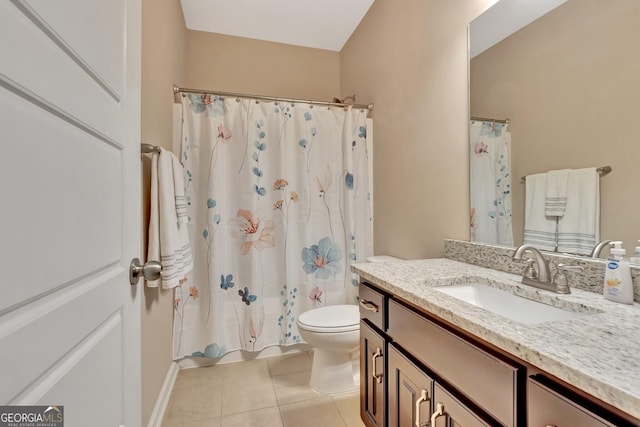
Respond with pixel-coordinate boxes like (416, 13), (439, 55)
(471, 116), (510, 124)
(173, 85), (373, 112)
(520, 166), (612, 182)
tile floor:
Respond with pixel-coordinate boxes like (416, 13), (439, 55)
(162, 351), (366, 427)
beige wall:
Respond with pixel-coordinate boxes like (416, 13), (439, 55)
(140, 0), (187, 424)
(471, 0), (640, 250)
(341, 0), (496, 259)
(186, 31), (340, 100)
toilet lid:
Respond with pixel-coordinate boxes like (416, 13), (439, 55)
(297, 305), (359, 333)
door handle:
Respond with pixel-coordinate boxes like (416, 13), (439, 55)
(129, 258), (162, 285)
(372, 348), (383, 383)
(414, 389), (429, 427)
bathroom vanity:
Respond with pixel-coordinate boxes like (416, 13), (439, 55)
(354, 258), (640, 427)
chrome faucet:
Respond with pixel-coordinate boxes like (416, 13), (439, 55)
(512, 245), (552, 284)
(512, 245), (584, 293)
(512, 245), (586, 294)
(590, 240), (613, 259)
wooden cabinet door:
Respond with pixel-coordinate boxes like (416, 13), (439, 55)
(361, 320), (386, 427)
(431, 383), (493, 427)
(388, 344), (433, 427)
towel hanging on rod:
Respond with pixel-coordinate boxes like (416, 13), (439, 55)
(520, 166), (612, 182)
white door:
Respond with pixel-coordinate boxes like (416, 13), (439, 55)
(0, 1), (141, 426)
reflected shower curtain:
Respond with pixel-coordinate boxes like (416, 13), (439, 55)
(172, 95), (373, 359)
(469, 120), (513, 246)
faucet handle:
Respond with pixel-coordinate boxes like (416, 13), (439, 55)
(523, 258), (538, 280)
(553, 264), (584, 294)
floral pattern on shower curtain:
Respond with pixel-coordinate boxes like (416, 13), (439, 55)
(469, 120), (513, 246)
(172, 95), (373, 359)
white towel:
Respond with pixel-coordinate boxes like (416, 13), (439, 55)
(557, 168), (599, 255)
(523, 173), (558, 251)
(545, 169), (569, 217)
(147, 148), (193, 288)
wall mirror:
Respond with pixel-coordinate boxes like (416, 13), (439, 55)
(468, 0), (640, 258)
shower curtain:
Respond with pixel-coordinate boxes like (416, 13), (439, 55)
(469, 120), (513, 246)
(172, 94), (373, 359)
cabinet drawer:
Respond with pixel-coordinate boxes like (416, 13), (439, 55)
(388, 299), (522, 427)
(359, 283), (386, 330)
(528, 376), (622, 427)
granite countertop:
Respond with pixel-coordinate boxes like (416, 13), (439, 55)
(352, 258), (640, 419)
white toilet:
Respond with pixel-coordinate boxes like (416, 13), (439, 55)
(297, 304), (360, 394)
(297, 255), (401, 394)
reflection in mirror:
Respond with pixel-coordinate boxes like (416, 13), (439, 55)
(469, 118), (513, 246)
(469, 0), (640, 257)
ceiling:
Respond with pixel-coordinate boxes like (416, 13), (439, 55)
(180, 0), (375, 52)
(469, 0), (567, 58)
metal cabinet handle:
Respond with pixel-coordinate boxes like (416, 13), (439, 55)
(372, 348), (383, 383)
(360, 299), (379, 312)
(414, 389), (429, 427)
(430, 402), (446, 426)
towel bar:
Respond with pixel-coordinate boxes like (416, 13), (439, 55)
(141, 143), (160, 154)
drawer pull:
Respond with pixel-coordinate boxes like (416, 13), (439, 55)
(360, 299), (379, 312)
(430, 402), (447, 426)
(372, 348), (383, 383)
(414, 389), (430, 427)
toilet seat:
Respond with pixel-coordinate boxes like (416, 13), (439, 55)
(297, 304), (359, 333)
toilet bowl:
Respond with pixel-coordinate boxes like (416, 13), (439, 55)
(297, 255), (402, 394)
(297, 304), (360, 394)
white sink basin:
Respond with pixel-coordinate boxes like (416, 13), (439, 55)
(434, 283), (591, 325)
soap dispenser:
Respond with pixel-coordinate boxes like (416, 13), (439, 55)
(603, 241), (633, 304)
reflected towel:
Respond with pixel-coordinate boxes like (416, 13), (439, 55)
(545, 169), (569, 217)
(524, 173), (557, 251)
(147, 148), (193, 288)
(557, 168), (599, 255)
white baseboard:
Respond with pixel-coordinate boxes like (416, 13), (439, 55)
(146, 361), (179, 427)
